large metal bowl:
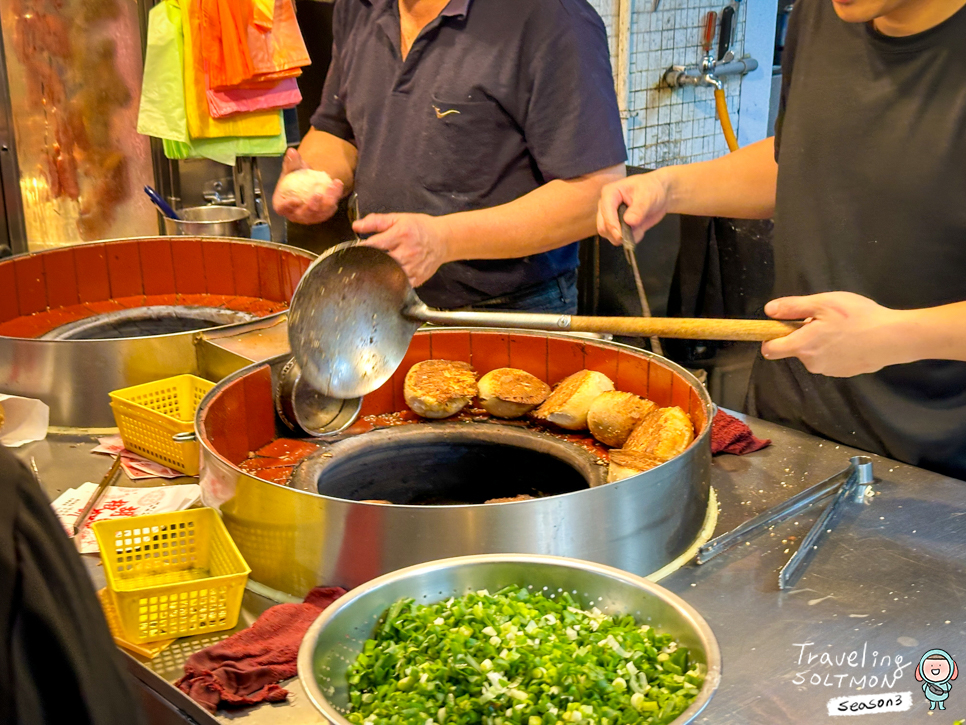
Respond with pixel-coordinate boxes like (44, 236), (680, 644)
(298, 554), (721, 725)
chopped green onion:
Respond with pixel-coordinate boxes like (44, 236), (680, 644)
(345, 586), (704, 725)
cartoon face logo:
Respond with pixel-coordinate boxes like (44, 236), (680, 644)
(916, 649), (958, 711)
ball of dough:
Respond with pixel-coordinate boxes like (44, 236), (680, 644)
(478, 367), (551, 419)
(532, 369), (615, 430)
(275, 168), (335, 203)
(403, 359), (478, 419)
(587, 391), (657, 448)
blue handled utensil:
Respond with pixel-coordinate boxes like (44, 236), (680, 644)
(144, 185), (181, 220)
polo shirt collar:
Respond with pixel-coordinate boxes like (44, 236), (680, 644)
(441, 0), (472, 18)
(363, 0), (473, 19)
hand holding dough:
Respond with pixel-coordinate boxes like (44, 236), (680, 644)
(271, 149), (344, 224)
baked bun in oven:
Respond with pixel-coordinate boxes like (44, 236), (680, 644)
(532, 370), (615, 430)
(607, 449), (666, 482)
(587, 391), (657, 448)
(478, 367), (552, 419)
(623, 406), (695, 461)
(403, 360), (478, 419)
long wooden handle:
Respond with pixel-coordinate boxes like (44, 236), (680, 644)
(569, 317), (803, 341)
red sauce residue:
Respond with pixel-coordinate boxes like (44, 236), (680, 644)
(361, 410), (422, 428)
(253, 438), (320, 464)
(551, 432), (611, 463)
(239, 456), (291, 473)
(243, 409), (615, 487)
(254, 466), (297, 484)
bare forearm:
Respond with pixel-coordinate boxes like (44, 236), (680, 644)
(893, 302), (966, 364)
(297, 127), (358, 191)
(438, 164), (626, 262)
(660, 137), (777, 219)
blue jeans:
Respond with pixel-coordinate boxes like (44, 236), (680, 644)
(466, 271), (578, 314)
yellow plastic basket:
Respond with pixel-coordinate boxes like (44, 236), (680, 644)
(109, 374), (214, 475)
(93, 508), (251, 644)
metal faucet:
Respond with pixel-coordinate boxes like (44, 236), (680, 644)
(663, 9), (758, 89)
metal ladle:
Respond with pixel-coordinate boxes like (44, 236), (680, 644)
(289, 242), (802, 398)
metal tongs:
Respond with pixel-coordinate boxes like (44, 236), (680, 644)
(617, 203), (663, 356)
(697, 455), (875, 589)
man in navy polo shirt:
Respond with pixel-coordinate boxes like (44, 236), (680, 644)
(274, 0), (627, 313)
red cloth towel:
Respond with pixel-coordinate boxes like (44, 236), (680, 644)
(176, 586), (347, 712)
(711, 409), (771, 455)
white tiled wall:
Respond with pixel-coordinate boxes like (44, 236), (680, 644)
(588, 0), (752, 167)
(589, 0), (620, 69)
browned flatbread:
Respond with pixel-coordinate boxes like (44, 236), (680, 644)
(587, 391), (657, 448)
(404, 360), (478, 419)
(623, 406), (695, 461)
(532, 369), (614, 430)
(478, 368), (551, 418)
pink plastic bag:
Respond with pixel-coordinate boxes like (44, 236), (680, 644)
(207, 76), (301, 118)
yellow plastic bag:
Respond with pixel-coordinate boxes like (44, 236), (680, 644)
(253, 0), (274, 31)
(183, 0), (280, 138)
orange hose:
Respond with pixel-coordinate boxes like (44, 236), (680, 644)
(714, 87), (739, 152)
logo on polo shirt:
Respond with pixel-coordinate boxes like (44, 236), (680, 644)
(432, 104), (460, 119)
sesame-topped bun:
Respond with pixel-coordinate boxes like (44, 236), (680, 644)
(478, 367), (552, 419)
(587, 391), (657, 448)
(623, 406), (695, 461)
(403, 360), (478, 419)
(532, 369), (615, 430)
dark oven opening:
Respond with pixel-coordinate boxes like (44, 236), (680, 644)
(295, 424), (606, 505)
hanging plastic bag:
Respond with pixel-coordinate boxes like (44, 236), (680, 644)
(137, 0), (190, 143)
(137, 1), (285, 165)
(201, 0), (256, 91)
(162, 126), (286, 166)
(252, 0), (274, 31)
(246, 0), (310, 84)
(207, 76), (301, 119)
(183, 0), (280, 138)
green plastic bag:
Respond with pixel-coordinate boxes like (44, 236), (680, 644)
(137, 0), (189, 142)
(137, 0), (286, 165)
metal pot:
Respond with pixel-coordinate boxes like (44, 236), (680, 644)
(298, 554), (721, 725)
(196, 329), (713, 597)
(163, 206), (252, 238)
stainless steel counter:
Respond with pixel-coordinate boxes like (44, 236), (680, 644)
(17, 414), (966, 724)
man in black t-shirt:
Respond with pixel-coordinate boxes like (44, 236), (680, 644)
(273, 0), (627, 313)
(598, 0), (966, 479)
